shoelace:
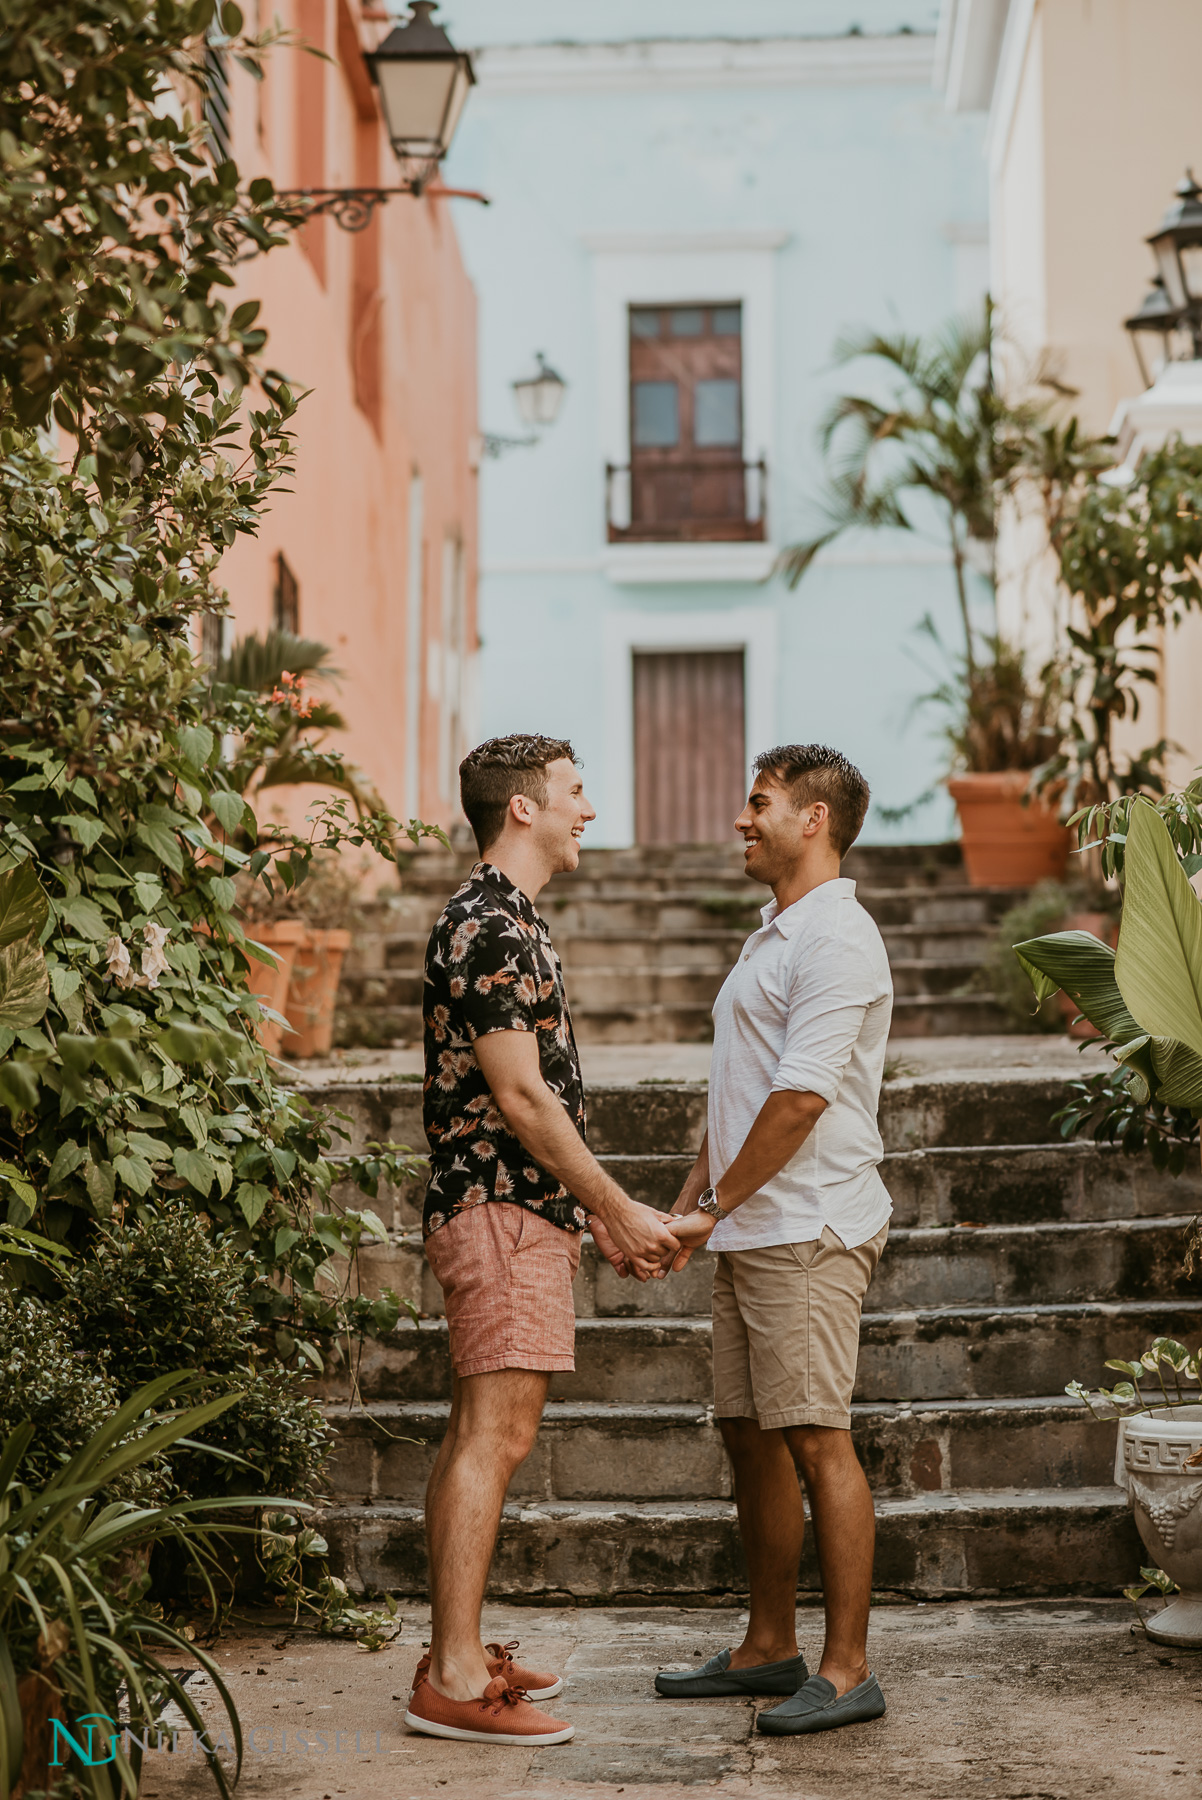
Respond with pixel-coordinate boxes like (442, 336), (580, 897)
(479, 1679), (530, 1716)
(484, 1639), (522, 1670)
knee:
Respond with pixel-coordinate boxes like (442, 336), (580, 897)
(785, 1424), (850, 1480)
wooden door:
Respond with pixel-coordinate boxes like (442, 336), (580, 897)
(633, 649), (746, 845)
(628, 303), (748, 538)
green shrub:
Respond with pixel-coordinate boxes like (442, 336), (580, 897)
(0, 1287), (166, 1505)
(967, 880), (1076, 1030)
(62, 1206), (331, 1504)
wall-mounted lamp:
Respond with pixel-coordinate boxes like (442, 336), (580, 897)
(280, 3), (485, 232)
(483, 354), (568, 458)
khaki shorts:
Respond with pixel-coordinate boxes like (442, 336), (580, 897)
(712, 1222), (889, 1431)
(425, 1201), (582, 1378)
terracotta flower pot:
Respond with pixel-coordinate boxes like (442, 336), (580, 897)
(284, 926), (353, 1059)
(947, 771), (1073, 889)
(242, 919), (308, 1055)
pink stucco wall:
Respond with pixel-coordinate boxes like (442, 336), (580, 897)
(215, 1), (479, 839)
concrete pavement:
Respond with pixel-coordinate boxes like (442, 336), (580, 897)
(149, 1598), (1199, 1800)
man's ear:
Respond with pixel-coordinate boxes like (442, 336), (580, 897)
(509, 791), (536, 829)
(803, 800), (830, 838)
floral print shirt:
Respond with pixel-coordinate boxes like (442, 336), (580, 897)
(421, 861), (588, 1239)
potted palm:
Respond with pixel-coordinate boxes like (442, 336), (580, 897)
(781, 303), (1101, 885)
(1015, 798), (1202, 1640)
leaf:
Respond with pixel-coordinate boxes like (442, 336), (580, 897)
(211, 789), (249, 836)
(48, 1140), (86, 1187)
(93, 1035), (143, 1085)
(1115, 801), (1202, 1060)
(112, 1152), (154, 1196)
(84, 1160), (116, 1213)
(1013, 932), (1144, 1042)
(178, 724), (215, 769)
(59, 895), (109, 940)
(173, 1146), (216, 1196)
(135, 818), (185, 875)
(0, 859), (48, 947)
(64, 816), (107, 850)
(236, 1180), (271, 1226)
(274, 1225), (301, 1257)
(1148, 1036), (1202, 1110)
(0, 936), (49, 1028)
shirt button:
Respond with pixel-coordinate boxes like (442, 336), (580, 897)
(742, 953), (750, 961)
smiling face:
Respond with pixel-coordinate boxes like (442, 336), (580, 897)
(528, 756), (596, 873)
(735, 770), (830, 888)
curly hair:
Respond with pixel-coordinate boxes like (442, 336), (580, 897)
(459, 734), (578, 853)
(752, 744), (870, 857)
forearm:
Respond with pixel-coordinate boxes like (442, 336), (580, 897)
(671, 1132), (711, 1217)
(713, 1091), (826, 1213)
(493, 1084), (632, 1223)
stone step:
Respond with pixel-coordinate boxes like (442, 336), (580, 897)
(878, 922), (994, 960)
(326, 1299), (1202, 1406)
(313, 1071), (1077, 1164)
(321, 1486), (1140, 1602)
(354, 1211), (1200, 1316)
(888, 996), (1014, 1037)
(321, 1395), (1121, 1507)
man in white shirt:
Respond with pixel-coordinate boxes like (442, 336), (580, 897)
(654, 745), (892, 1737)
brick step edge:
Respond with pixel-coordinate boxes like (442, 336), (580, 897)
(320, 1488), (1140, 1603)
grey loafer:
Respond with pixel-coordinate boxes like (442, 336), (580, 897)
(655, 1647), (809, 1699)
(757, 1672), (886, 1735)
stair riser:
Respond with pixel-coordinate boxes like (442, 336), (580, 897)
(557, 970), (731, 1008)
(880, 929), (993, 960)
(886, 1145), (1202, 1228)
(888, 963), (990, 998)
(890, 999), (1015, 1037)
(353, 1214), (1198, 1319)
(321, 1496), (1141, 1602)
(312, 1076), (1072, 1161)
(324, 1304), (1202, 1405)
(322, 1402), (1119, 1506)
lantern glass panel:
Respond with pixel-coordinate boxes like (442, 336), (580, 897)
(1154, 238), (1189, 311)
(1180, 243), (1202, 306)
(376, 57), (459, 155)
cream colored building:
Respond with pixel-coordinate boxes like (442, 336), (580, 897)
(937, 0), (1202, 786)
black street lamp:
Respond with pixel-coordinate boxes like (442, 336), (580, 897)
(1124, 276), (1182, 387)
(482, 354), (569, 458)
(280, 3), (481, 233)
(1126, 171), (1202, 377)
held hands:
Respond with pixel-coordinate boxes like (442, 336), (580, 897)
(657, 1207), (716, 1276)
(591, 1200), (681, 1282)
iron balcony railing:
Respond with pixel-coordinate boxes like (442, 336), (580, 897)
(605, 458), (767, 544)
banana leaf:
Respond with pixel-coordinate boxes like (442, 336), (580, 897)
(1115, 799), (1202, 1061)
(1012, 930), (1144, 1042)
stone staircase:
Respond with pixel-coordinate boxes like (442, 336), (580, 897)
(311, 1069), (1202, 1601)
(335, 841), (1024, 1047)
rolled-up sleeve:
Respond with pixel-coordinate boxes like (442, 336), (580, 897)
(770, 935), (882, 1106)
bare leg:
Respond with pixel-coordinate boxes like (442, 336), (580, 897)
(785, 1424), (875, 1696)
(425, 1368), (549, 1701)
(718, 1416), (805, 1668)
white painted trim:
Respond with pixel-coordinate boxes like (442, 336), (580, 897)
(600, 608), (777, 847)
(589, 240), (782, 550)
(938, 0), (1012, 113)
(473, 35), (936, 96)
(986, 0), (1035, 180)
(603, 543), (777, 586)
(582, 230), (791, 255)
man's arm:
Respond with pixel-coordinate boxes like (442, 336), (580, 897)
(663, 1094), (827, 1258)
(472, 1029), (681, 1280)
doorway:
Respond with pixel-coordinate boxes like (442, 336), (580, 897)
(633, 648), (746, 845)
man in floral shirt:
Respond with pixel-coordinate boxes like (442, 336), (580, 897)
(405, 735), (679, 1749)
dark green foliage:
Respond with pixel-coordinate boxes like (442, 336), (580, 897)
(0, 1287), (165, 1504)
(1054, 1063), (1200, 1177)
(62, 1207), (330, 1503)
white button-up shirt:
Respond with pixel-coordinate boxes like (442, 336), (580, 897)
(706, 876), (893, 1253)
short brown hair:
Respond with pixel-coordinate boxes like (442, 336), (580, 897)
(753, 744), (870, 858)
(459, 734), (578, 854)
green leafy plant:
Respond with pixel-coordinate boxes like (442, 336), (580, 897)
(965, 879), (1077, 1031)
(258, 1512), (402, 1650)
(0, 1371), (290, 1800)
(1037, 441), (1202, 808)
(1066, 1336), (1202, 1420)
(1053, 1063), (1200, 1179)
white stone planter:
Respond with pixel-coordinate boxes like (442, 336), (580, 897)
(1116, 1406), (1202, 1647)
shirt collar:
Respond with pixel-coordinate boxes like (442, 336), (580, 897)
(761, 876), (857, 939)
(472, 860), (543, 929)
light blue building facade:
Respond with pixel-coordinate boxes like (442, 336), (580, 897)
(442, 1), (987, 844)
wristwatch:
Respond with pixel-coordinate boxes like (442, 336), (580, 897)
(696, 1186), (727, 1220)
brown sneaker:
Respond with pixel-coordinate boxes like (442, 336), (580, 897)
(485, 1639), (563, 1701)
(405, 1675), (574, 1745)
(411, 1643), (563, 1703)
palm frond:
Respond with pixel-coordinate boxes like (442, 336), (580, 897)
(216, 630), (338, 694)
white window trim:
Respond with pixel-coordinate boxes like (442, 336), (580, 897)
(588, 234), (786, 584)
(599, 607), (777, 847)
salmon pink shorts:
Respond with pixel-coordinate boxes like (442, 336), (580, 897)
(425, 1202), (582, 1377)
